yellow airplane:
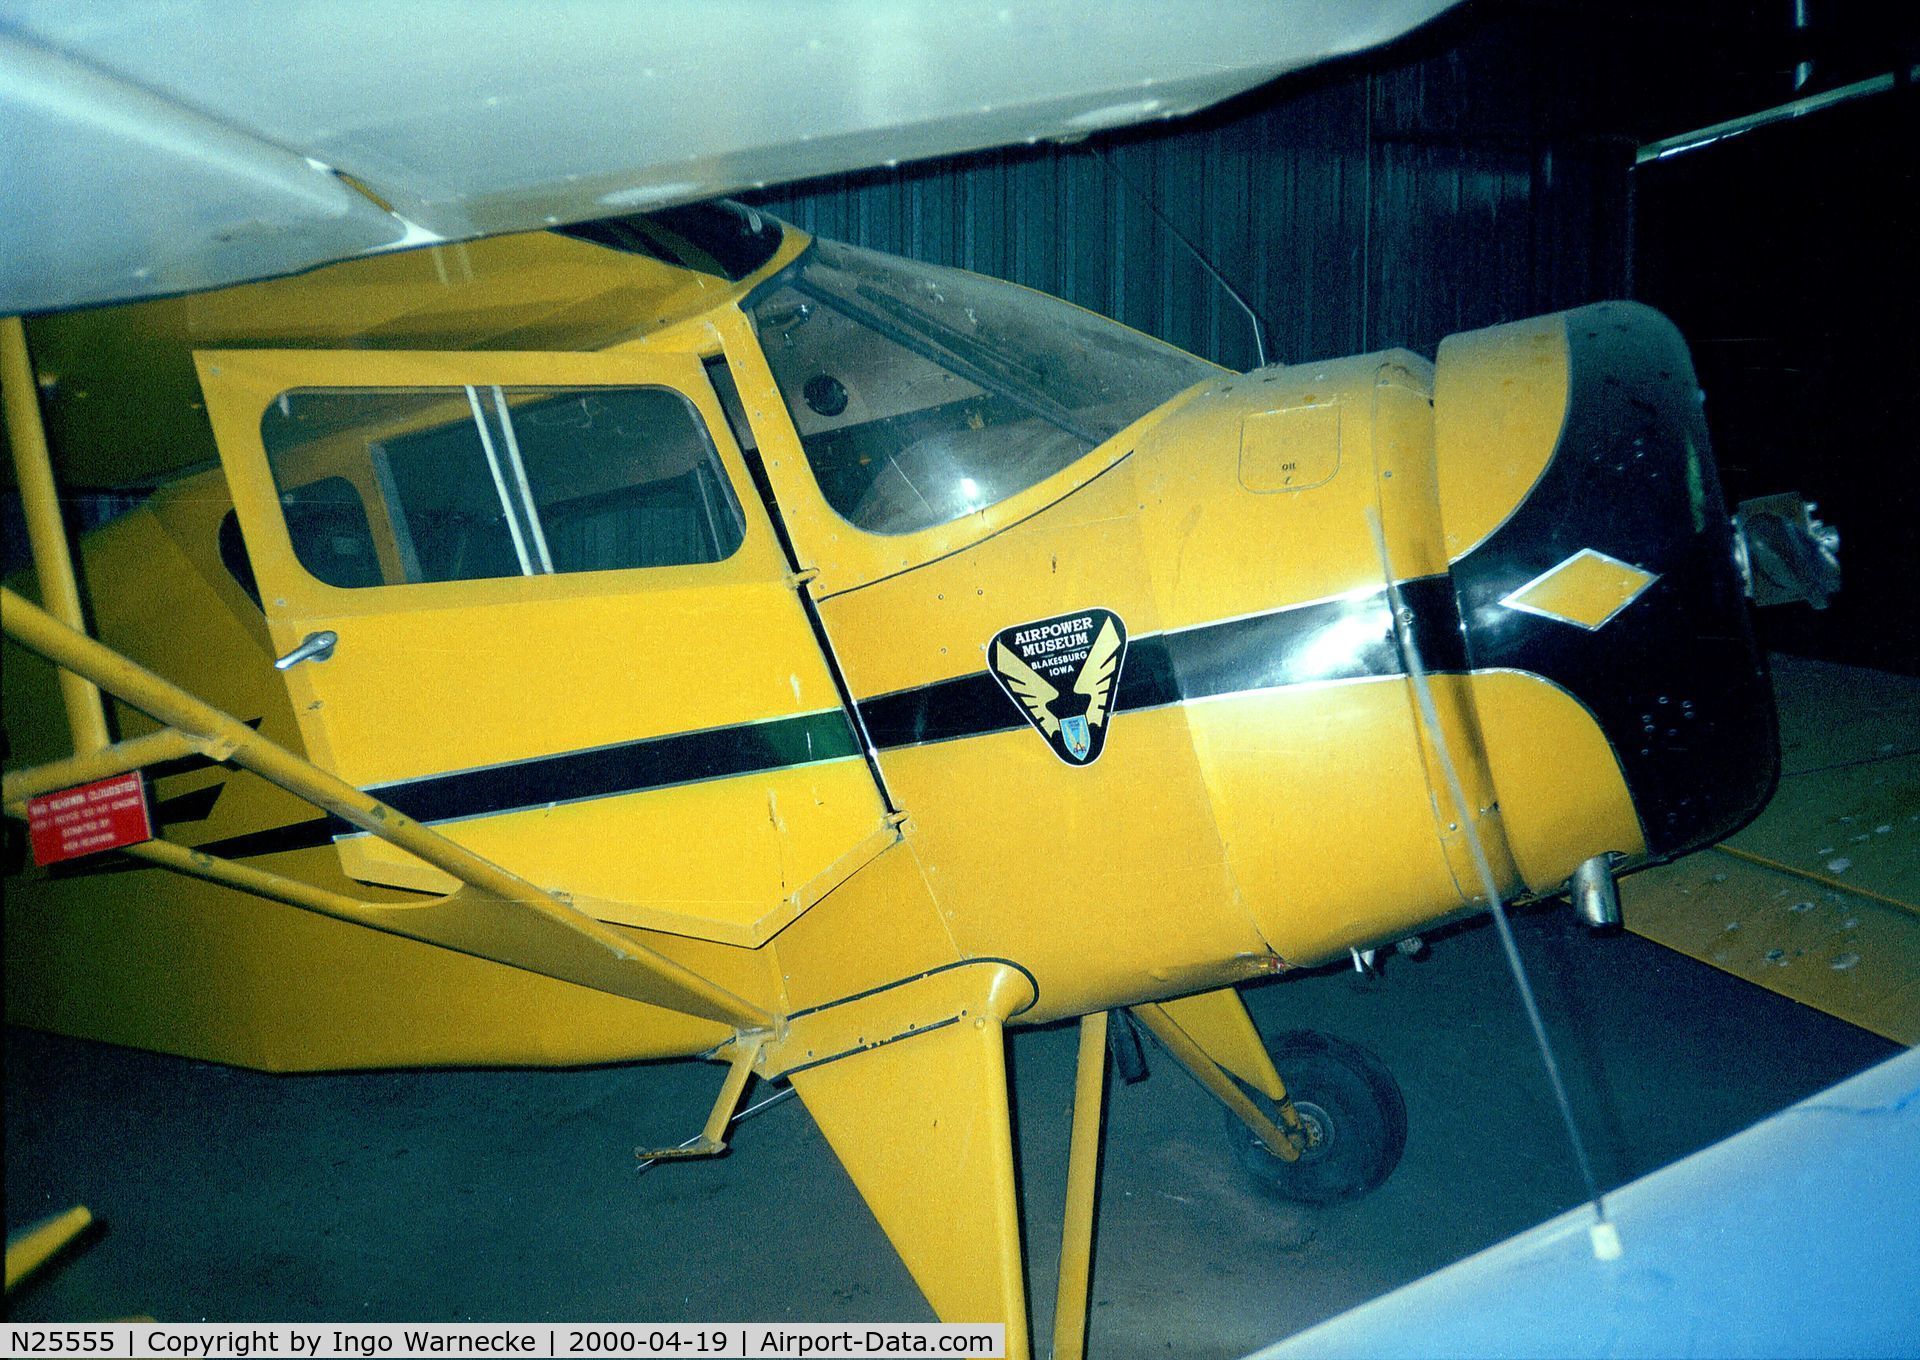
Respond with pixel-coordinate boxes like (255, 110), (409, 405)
(1, 203), (1817, 1354)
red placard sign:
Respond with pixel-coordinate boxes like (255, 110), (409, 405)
(27, 771), (155, 866)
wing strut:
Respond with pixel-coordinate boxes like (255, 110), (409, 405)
(1132, 999), (1306, 1158)
(0, 586), (771, 1030)
(1051, 1010), (1109, 1360)
(3, 315), (109, 752)
(8, 316), (769, 1027)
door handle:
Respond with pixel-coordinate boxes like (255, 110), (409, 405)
(274, 631), (337, 670)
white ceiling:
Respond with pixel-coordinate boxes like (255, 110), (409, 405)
(0, 1), (1456, 314)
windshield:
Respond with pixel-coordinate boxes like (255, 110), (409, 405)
(749, 240), (1217, 535)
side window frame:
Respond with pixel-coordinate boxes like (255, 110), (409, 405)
(706, 305), (1211, 597)
(195, 348), (783, 624)
(260, 383), (746, 590)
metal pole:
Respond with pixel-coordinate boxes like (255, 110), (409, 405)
(1052, 1011), (1109, 1360)
(2, 728), (202, 808)
(2, 315), (110, 754)
(1130, 1002), (1299, 1161)
(5, 1205), (94, 1292)
(1, 585), (773, 1031)
(127, 836), (389, 920)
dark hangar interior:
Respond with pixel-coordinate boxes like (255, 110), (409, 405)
(5, 1), (1916, 1354)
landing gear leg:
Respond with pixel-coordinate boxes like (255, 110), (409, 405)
(1223, 1030), (1408, 1205)
(1051, 1012), (1109, 1360)
(1130, 1002), (1306, 1162)
(1130, 999), (1408, 1205)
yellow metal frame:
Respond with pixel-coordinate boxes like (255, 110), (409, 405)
(5, 1205), (93, 1293)
(5, 324), (777, 1030)
(1052, 1011), (1109, 1360)
(3, 316), (110, 754)
(3, 726), (206, 803)
(1, 585), (771, 1029)
(1131, 1002), (1304, 1158)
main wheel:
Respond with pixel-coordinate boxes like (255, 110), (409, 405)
(1224, 1029), (1407, 1205)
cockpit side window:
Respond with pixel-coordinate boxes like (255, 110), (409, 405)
(257, 385), (745, 588)
(281, 476), (385, 589)
(223, 490), (380, 599)
(748, 239), (1216, 536)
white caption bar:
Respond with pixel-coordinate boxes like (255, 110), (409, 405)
(4, 1323), (1005, 1359)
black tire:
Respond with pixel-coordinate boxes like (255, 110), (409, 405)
(1224, 1030), (1407, 1205)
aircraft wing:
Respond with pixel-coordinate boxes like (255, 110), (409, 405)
(1254, 1045), (1920, 1358)
(0, 0), (1458, 313)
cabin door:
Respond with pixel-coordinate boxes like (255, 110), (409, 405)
(195, 347), (891, 947)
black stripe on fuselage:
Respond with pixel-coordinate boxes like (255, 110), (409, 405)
(178, 709), (862, 863)
(141, 581), (1462, 867)
(856, 575), (1465, 751)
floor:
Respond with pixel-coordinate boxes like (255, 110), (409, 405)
(1621, 655), (1920, 1046)
(5, 659), (1907, 1357)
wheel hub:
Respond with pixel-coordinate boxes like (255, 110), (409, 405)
(1290, 1100), (1333, 1161)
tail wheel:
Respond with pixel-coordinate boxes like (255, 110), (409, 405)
(1225, 1029), (1407, 1205)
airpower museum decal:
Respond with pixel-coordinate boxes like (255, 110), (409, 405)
(988, 609), (1129, 765)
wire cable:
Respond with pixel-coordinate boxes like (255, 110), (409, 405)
(1094, 147), (1269, 368)
(1366, 509), (1609, 1229)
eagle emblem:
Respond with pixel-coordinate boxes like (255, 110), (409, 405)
(988, 608), (1129, 765)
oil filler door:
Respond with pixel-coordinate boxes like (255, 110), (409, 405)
(196, 348), (891, 947)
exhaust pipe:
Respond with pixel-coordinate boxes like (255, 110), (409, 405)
(1570, 854), (1623, 930)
